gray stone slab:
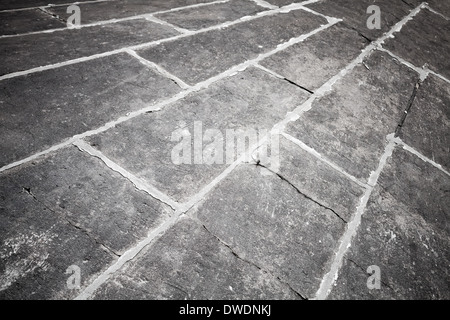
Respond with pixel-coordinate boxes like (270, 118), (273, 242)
(0, 9), (66, 36)
(0, 170), (114, 299)
(46, 0), (218, 24)
(306, 0), (416, 41)
(86, 67), (309, 203)
(0, 18), (179, 76)
(264, 0), (301, 7)
(383, 8), (450, 79)
(0, 0), (93, 11)
(92, 217), (299, 299)
(286, 50), (419, 181)
(155, 0), (268, 31)
(3, 146), (173, 256)
(329, 148), (450, 299)
(400, 74), (450, 172)
(137, 9), (327, 85)
(426, 0), (450, 17)
(192, 163), (347, 298)
(0, 52), (181, 168)
(254, 135), (365, 222)
(260, 23), (370, 92)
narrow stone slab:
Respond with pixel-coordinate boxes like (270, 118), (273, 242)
(400, 74), (450, 172)
(0, 18), (179, 75)
(155, 0), (268, 30)
(0, 9), (66, 36)
(306, 0), (416, 41)
(0, 52), (181, 168)
(260, 23), (369, 91)
(0, 170), (114, 299)
(46, 0), (218, 24)
(86, 67), (309, 203)
(383, 8), (450, 79)
(92, 217), (299, 299)
(286, 50), (419, 181)
(255, 135), (365, 222)
(4, 146), (173, 256)
(329, 148), (450, 299)
(192, 163), (346, 298)
(137, 9), (327, 85)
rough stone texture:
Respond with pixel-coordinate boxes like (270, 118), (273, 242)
(254, 135), (365, 222)
(0, 169), (114, 300)
(92, 217), (299, 300)
(0, 0), (93, 10)
(426, 0), (450, 17)
(4, 146), (173, 255)
(264, 0), (298, 7)
(193, 164), (347, 298)
(383, 8), (450, 80)
(86, 67), (309, 203)
(329, 148), (450, 299)
(306, 0), (416, 41)
(0, 18), (179, 75)
(260, 23), (369, 91)
(0, 9), (66, 36)
(155, 0), (268, 31)
(0, 52), (181, 167)
(47, 0), (218, 24)
(286, 50), (419, 181)
(400, 74), (450, 172)
(137, 9), (327, 85)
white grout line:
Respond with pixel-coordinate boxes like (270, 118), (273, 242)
(314, 134), (396, 300)
(143, 15), (193, 35)
(376, 47), (429, 81)
(281, 132), (369, 189)
(73, 139), (180, 210)
(124, 49), (191, 89)
(0, 0), (114, 13)
(249, 0), (277, 9)
(423, 4), (450, 20)
(388, 135), (450, 177)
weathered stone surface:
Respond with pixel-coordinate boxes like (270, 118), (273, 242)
(0, 18), (179, 75)
(260, 23), (369, 91)
(0, 9), (66, 36)
(86, 67), (309, 203)
(264, 0), (301, 6)
(4, 146), (173, 255)
(383, 8), (450, 79)
(255, 135), (365, 222)
(137, 9), (327, 85)
(155, 0), (268, 31)
(400, 74), (450, 172)
(426, 0), (450, 17)
(192, 163), (346, 298)
(0, 168), (114, 299)
(306, 0), (416, 41)
(329, 148), (450, 299)
(0, 0), (92, 10)
(92, 217), (299, 299)
(47, 0), (218, 24)
(286, 50), (419, 181)
(0, 52), (181, 167)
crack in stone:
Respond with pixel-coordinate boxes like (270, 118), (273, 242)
(198, 222), (306, 300)
(21, 186), (121, 258)
(395, 80), (420, 137)
(283, 78), (314, 94)
(38, 7), (67, 24)
(255, 162), (348, 223)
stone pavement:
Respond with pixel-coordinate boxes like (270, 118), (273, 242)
(0, 0), (448, 300)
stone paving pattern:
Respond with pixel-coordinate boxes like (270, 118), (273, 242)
(0, 0), (448, 300)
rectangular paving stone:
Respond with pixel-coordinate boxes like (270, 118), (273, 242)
(46, 0), (218, 24)
(3, 146), (173, 256)
(0, 18), (179, 75)
(0, 9), (66, 36)
(0, 0), (93, 11)
(260, 23), (370, 92)
(92, 217), (299, 299)
(285, 50), (419, 181)
(255, 135), (365, 222)
(383, 8), (450, 79)
(154, 0), (268, 31)
(328, 148), (450, 299)
(399, 74), (450, 172)
(85, 67), (309, 203)
(0, 52), (181, 168)
(192, 163), (347, 298)
(306, 0), (416, 41)
(137, 9), (327, 85)
(0, 171), (114, 299)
